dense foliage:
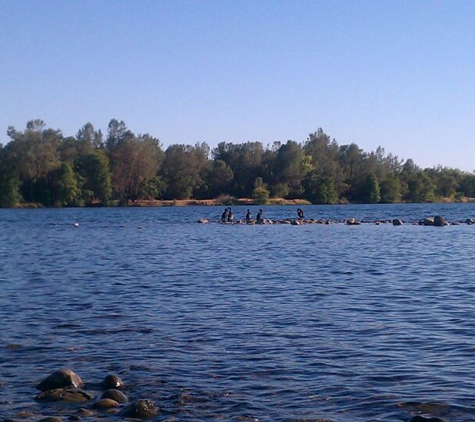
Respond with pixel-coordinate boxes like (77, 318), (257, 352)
(1, 119), (474, 207)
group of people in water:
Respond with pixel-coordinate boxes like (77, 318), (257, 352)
(220, 207), (305, 223)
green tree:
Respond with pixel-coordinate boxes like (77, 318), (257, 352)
(252, 177), (270, 204)
(110, 134), (163, 203)
(5, 120), (62, 204)
(302, 174), (338, 204)
(0, 149), (21, 207)
(75, 150), (112, 204)
(213, 141), (265, 197)
(50, 163), (81, 206)
(380, 176), (402, 203)
(272, 140), (311, 198)
(360, 173), (381, 203)
(160, 144), (204, 200)
(404, 171), (436, 202)
(205, 159), (234, 198)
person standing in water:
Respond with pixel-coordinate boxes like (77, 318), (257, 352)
(245, 209), (252, 221)
(227, 207), (234, 223)
(256, 209), (263, 223)
(221, 208), (228, 222)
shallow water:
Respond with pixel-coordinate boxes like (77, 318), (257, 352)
(2, 204), (475, 421)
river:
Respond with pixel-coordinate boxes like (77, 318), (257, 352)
(1, 204), (475, 421)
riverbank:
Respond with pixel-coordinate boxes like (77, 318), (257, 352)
(127, 198), (312, 207)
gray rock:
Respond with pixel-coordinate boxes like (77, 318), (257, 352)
(120, 399), (159, 418)
(433, 215), (446, 226)
(422, 217), (434, 226)
(36, 369), (84, 391)
(101, 374), (124, 390)
(93, 398), (120, 409)
(393, 219), (403, 226)
(101, 389), (128, 404)
(35, 388), (94, 403)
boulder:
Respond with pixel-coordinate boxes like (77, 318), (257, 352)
(101, 374), (124, 390)
(120, 399), (159, 418)
(346, 218), (361, 225)
(35, 388), (93, 403)
(101, 389), (128, 404)
(36, 369), (84, 391)
(392, 219), (403, 226)
(93, 398), (120, 409)
(422, 218), (434, 226)
(433, 215), (446, 226)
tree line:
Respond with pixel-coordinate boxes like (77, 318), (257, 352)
(0, 119), (474, 207)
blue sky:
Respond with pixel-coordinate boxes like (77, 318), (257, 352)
(1, 0), (475, 171)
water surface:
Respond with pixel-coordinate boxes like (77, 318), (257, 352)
(1, 204), (475, 421)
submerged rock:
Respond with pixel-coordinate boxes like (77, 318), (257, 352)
(120, 399), (159, 418)
(408, 416), (447, 422)
(93, 398), (120, 409)
(36, 369), (84, 391)
(35, 388), (93, 403)
(101, 388), (128, 403)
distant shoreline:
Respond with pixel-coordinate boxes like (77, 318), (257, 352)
(11, 196), (475, 209)
(126, 198), (312, 207)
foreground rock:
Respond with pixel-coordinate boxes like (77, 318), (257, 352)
(101, 388), (128, 403)
(408, 416), (447, 422)
(120, 399), (159, 418)
(93, 398), (120, 409)
(36, 369), (84, 391)
(35, 388), (93, 402)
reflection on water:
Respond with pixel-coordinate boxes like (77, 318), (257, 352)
(2, 204), (475, 421)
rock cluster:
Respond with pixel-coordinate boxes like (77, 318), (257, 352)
(4, 368), (159, 421)
(210, 214), (471, 227)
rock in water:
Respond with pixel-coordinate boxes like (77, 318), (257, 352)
(101, 389), (128, 403)
(101, 374), (124, 390)
(433, 215), (446, 226)
(93, 398), (120, 409)
(120, 399), (159, 418)
(408, 416), (447, 422)
(35, 388), (93, 402)
(36, 369), (84, 391)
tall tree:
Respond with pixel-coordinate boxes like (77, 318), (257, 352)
(75, 150), (112, 205)
(271, 140), (311, 198)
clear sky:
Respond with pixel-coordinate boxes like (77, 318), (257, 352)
(1, 0), (475, 171)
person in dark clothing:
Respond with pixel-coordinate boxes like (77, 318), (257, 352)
(297, 208), (304, 219)
(227, 207), (234, 223)
(245, 209), (252, 221)
(221, 208), (228, 222)
(256, 209), (263, 222)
